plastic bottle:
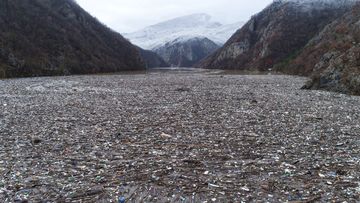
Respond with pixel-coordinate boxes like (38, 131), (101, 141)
(118, 196), (125, 203)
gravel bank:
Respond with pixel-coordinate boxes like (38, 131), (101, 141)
(0, 70), (359, 202)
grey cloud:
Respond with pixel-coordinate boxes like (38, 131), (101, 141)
(76, 0), (273, 32)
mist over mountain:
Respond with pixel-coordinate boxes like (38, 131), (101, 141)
(124, 13), (244, 50)
(137, 48), (169, 68)
(154, 37), (220, 67)
(124, 13), (242, 67)
(0, 0), (145, 78)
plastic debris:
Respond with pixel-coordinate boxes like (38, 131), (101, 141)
(118, 196), (125, 203)
(0, 70), (359, 202)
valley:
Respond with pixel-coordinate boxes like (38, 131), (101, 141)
(1, 0), (360, 202)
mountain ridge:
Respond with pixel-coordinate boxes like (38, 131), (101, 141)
(153, 36), (220, 67)
(196, 0), (356, 71)
(124, 13), (244, 50)
(124, 13), (242, 67)
(0, 0), (145, 78)
(291, 3), (360, 95)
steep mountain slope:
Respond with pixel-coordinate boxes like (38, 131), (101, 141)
(124, 13), (237, 67)
(138, 48), (169, 68)
(154, 37), (219, 67)
(0, 0), (145, 78)
(197, 0), (356, 70)
(292, 3), (360, 95)
(124, 13), (243, 50)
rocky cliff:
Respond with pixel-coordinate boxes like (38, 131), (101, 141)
(0, 0), (145, 78)
(197, 0), (356, 70)
(154, 37), (219, 67)
(293, 4), (360, 95)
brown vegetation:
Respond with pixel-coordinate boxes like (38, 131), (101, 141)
(196, 1), (353, 71)
(290, 4), (360, 95)
(0, 0), (145, 78)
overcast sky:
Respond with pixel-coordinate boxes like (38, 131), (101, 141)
(76, 0), (273, 33)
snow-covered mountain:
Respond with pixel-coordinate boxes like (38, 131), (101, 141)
(124, 13), (244, 50)
(153, 37), (220, 67)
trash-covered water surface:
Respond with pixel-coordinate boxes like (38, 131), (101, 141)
(0, 71), (359, 202)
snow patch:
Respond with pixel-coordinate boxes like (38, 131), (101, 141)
(124, 13), (244, 50)
(275, 0), (359, 10)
